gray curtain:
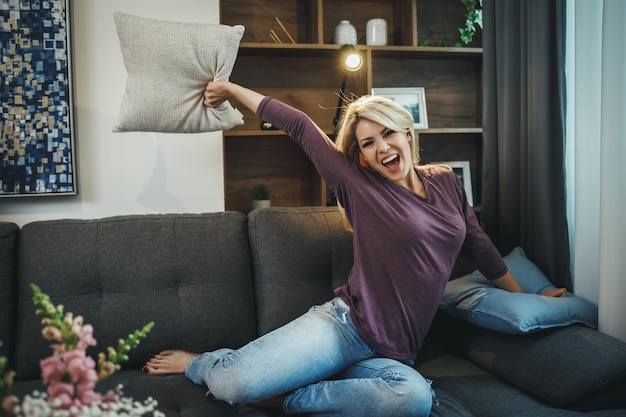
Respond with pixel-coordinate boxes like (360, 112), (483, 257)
(482, 0), (571, 290)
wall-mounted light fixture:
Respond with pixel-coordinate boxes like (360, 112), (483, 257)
(334, 45), (363, 130)
(340, 44), (362, 71)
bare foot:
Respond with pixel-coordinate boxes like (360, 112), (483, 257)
(142, 350), (200, 375)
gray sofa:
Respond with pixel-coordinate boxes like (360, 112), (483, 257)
(1, 207), (626, 417)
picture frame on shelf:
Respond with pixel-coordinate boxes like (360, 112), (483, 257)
(371, 87), (429, 129)
(0, 0), (77, 197)
(431, 161), (473, 206)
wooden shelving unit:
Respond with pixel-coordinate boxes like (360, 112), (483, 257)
(221, 0), (483, 213)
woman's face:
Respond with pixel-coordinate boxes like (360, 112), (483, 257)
(355, 118), (414, 186)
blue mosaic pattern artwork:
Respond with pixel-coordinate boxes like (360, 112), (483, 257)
(0, 0), (75, 196)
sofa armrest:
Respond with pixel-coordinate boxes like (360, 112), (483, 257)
(0, 222), (19, 369)
(431, 312), (626, 411)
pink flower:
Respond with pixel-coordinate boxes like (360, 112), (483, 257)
(47, 381), (75, 409)
(40, 355), (65, 384)
(76, 324), (97, 350)
(64, 350), (93, 383)
(41, 349), (103, 408)
(77, 386), (102, 405)
(64, 350), (101, 405)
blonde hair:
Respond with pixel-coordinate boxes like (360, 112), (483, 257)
(335, 95), (420, 166)
(334, 95), (421, 230)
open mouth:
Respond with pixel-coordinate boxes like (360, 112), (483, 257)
(381, 154), (400, 170)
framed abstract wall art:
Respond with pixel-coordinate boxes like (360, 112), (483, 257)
(0, 0), (76, 197)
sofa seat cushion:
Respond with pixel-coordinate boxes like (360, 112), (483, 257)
(432, 374), (595, 417)
(429, 390), (476, 417)
(588, 411), (626, 417)
(432, 312), (626, 410)
(14, 213), (256, 380)
(98, 371), (241, 417)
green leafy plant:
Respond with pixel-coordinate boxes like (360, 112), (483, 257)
(252, 184), (270, 201)
(421, 39), (451, 47)
(97, 323), (155, 380)
(459, 0), (483, 44)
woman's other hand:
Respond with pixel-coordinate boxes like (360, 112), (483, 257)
(494, 271), (567, 297)
(539, 288), (567, 297)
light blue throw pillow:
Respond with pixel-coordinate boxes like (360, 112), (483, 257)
(440, 247), (598, 334)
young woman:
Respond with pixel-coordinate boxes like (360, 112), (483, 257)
(143, 81), (566, 417)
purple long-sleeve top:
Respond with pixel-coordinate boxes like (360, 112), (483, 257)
(257, 97), (507, 360)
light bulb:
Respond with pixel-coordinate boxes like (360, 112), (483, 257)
(344, 53), (363, 71)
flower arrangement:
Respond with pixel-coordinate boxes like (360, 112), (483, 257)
(0, 284), (157, 417)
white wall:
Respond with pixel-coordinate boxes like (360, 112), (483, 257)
(0, 0), (224, 227)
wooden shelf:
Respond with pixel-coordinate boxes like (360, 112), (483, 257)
(421, 128), (483, 134)
(221, 0), (484, 213)
(224, 130), (334, 137)
(224, 127), (482, 137)
(238, 42), (482, 55)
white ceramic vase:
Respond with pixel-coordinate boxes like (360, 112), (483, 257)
(334, 20), (357, 45)
(366, 18), (387, 46)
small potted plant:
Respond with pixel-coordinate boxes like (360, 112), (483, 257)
(252, 184), (271, 209)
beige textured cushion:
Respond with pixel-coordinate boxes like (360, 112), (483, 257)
(113, 12), (244, 133)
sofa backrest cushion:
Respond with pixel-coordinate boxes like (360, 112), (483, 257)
(248, 207), (353, 336)
(14, 213), (256, 380)
(0, 222), (19, 368)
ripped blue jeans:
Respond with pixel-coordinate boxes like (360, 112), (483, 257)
(185, 297), (435, 417)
